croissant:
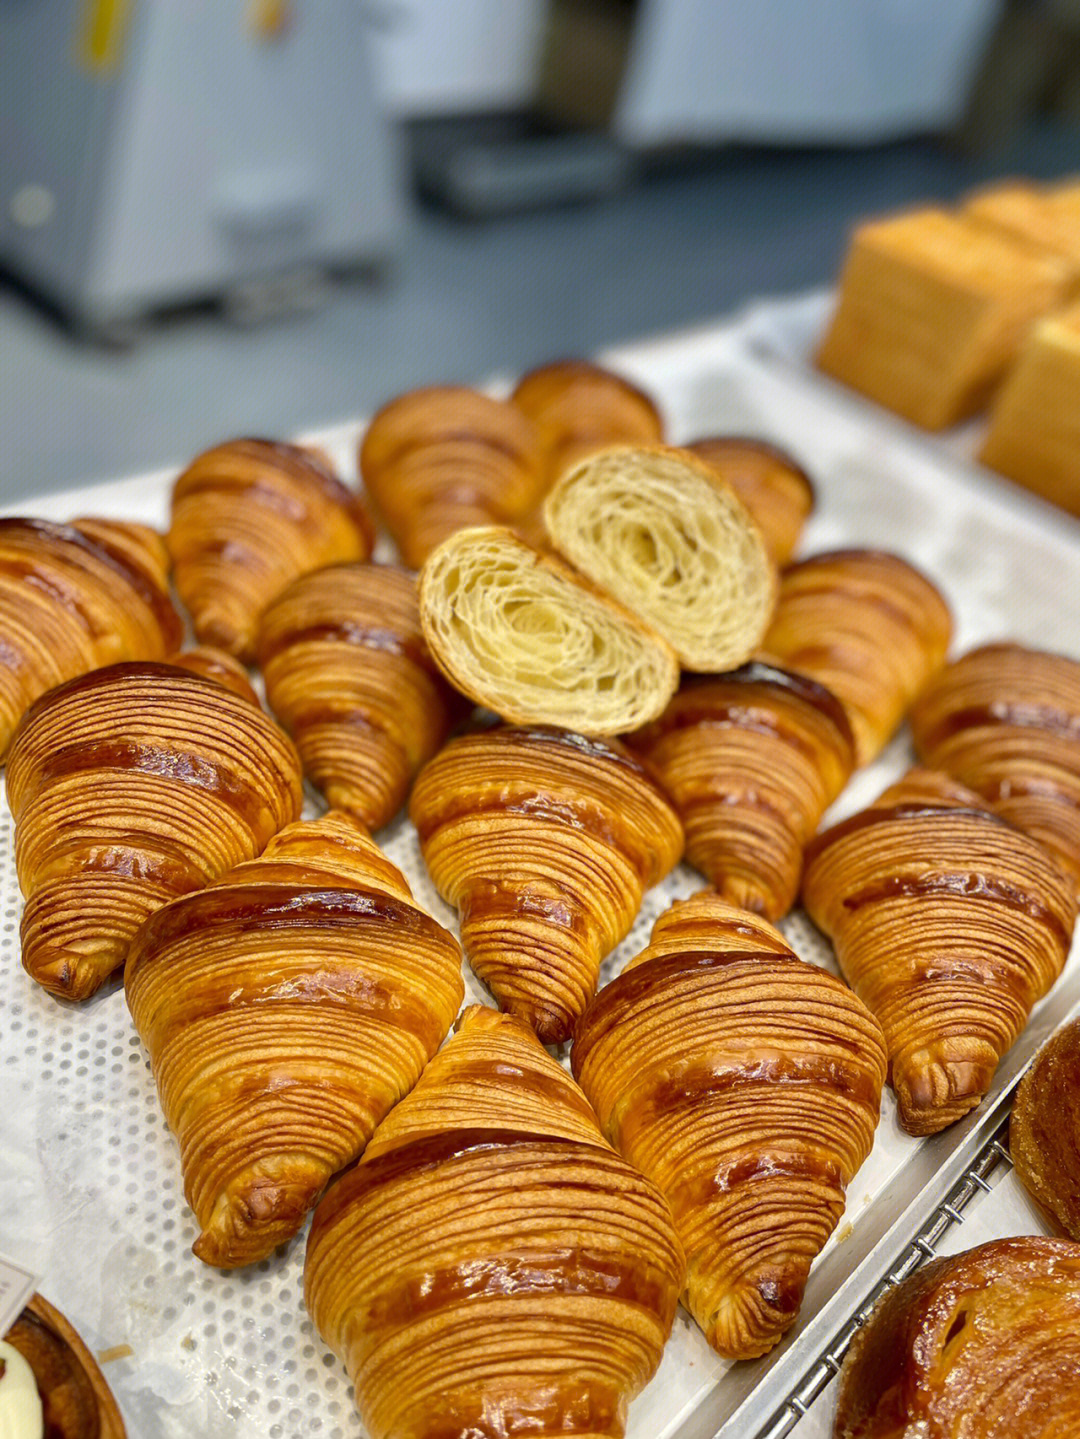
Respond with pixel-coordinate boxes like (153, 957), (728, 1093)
(759, 548), (953, 766)
(511, 360), (664, 483)
(126, 811), (463, 1267)
(419, 525), (679, 735)
(543, 445), (777, 673)
(166, 644), (260, 704)
(6, 660), (303, 1000)
(802, 768), (1077, 1135)
(305, 1003), (685, 1439)
(167, 438), (374, 661)
(410, 724), (683, 1043)
(359, 386), (546, 568)
(910, 642), (1080, 894)
(632, 662), (855, 920)
(256, 562), (458, 829)
(685, 437), (815, 565)
(3, 1293), (126, 1438)
(833, 1237), (1080, 1439)
(0, 516), (182, 758)
(1010, 1017), (1080, 1238)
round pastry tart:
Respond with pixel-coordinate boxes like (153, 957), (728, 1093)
(1, 1294), (125, 1437)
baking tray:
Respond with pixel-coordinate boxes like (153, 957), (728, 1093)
(2, 315), (1078, 1439)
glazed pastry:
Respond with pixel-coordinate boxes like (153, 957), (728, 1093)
(358, 387), (546, 568)
(3, 1293), (126, 1438)
(1010, 1017), (1080, 1238)
(419, 526), (679, 735)
(543, 445), (776, 672)
(410, 725), (683, 1044)
(511, 359), (664, 483)
(167, 645), (260, 704)
(305, 1004), (684, 1439)
(6, 660), (303, 1001)
(910, 642), (1080, 893)
(126, 811), (464, 1267)
(0, 517), (182, 759)
(685, 437), (815, 565)
(833, 1237), (1080, 1439)
(759, 549), (953, 766)
(802, 768), (1077, 1135)
(168, 438), (374, 661)
(632, 663), (855, 920)
(256, 562), (458, 829)
(573, 893), (886, 1359)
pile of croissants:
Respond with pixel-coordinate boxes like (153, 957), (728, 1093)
(4, 357), (1080, 1439)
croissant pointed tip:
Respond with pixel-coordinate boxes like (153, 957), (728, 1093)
(194, 1172), (326, 1269)
(703, 1265), (808, 1360)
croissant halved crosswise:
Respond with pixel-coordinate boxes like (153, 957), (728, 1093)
(802, 768), (1077, 1136)
(6, 660), (303, 1000)
(759, 549), (953, 766)
(685, 437), (815, 566)
(833, 1237), (1080, 1439)
(410, 724), (683, 1044)
(126, 811), (464, 1267)
(910, 642), (1080, 895)
(511, 360), (664, 484)
(4, 1293), (127, 1439)
(256, 562), (458, 829)
(359, 386), (546, 568)
(1010, 1017), (1080, 1238)
(573, 892), (886, 1360)
(168, 438), (374, 662)
(632, 662), (855, 920)
(0, 517), (183, 759)
(305, 1004), (685, 1439)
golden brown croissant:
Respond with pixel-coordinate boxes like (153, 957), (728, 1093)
(632, 662), (855, 920)
(256, 561), (458, 829)
(802, 768), (1077, 1136)
(511, 359), (664, 483)
(1010, 1017), (1080, 1238)
(410, 724), (683, 1043)
(685, 437), (815, 565)
(6, 660), (303, 1000)
(910, 642), (1080, 895)
(359, 387), (546, 568)
(833, 1237), (1080, 1439)
(126, 811), (464, 1267)
(0, 517), (183, 759)
(165, 644), (260, 704)
(3, 1293), (126, 1438)
(168, 438), (374, 661)
(573, 892), (886, 1360)
(305, 1003), (685, 1439)
(759, 548), (953, 766)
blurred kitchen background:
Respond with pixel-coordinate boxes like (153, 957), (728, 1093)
(2, 0), (1079, 499)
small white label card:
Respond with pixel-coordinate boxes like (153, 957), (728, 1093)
(0, 1253), (38, 1337)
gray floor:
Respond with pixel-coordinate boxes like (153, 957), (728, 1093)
(3, 122), (1079, 503)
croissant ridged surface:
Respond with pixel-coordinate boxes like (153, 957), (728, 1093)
(166, 644), (260, 704)
(126, 811), (464, 1267)
(305, 1004), (685, 1439)
(168, 439), (374, 661)
(685, 437), (815, 565)
(1010, 1017), (1080, 1238)
(511, 360), (664, 483)
(910, 642), (1080, 895)
(802, 768), (1077, 1135)
(573, 892), (886, 1359)
(0, 517), (183, 759)
(833, 1237), (1080, 1439)
(6, 660), (303, 1000)
(410, 725), (684, 1044)
(632, 663), (854, 920)
(256, 562), (457, 829)
(759, 549), (953, 766)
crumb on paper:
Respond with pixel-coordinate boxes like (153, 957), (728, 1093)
(836, 1221), (854, 1244)
(181, 1334), (196, 1351)
(96, 1345), (133, 1364)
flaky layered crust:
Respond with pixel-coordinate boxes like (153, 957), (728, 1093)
(802, 769), (1077, 1135)
(686, 437), (815, 566)
(1011, 1017), (1080, 1238)
(573, 893), (886, 1359)
(511, 360), (664, 484)
(305, 1005), (684, 1439)
(126, 812), (463, 1267)
(410, 725), (683, 1044)
(5, 1294), (126, 1438)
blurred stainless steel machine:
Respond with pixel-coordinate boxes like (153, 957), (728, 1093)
(0, 0), (405, 334)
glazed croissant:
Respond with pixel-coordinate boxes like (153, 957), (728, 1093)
(168, 438), (374, 661)
(0, 516), (182, 758)
(833, 1237), (1080, 1439)
(910, 642), (1080, 894)
(1010, 1016), (1080, 1238)
(759, 549), (953, 766)
(410, 725), (684, 1043)
(6, 660), (303, 1000)
(511, 359), (664, 483)
(686, 437), (815, 565)
(305, 1004), (685, 1439)
(359, 387), (546, 568)
(573, 892), (887, 1360)
(4, 1293), (127, 1439)
(802, 768), (1077, 1135)
(632, 662), (855, 920)
(167, 643), (260, 703)
(256, 562), (458, 829)
(126, 811), (464, 1267)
